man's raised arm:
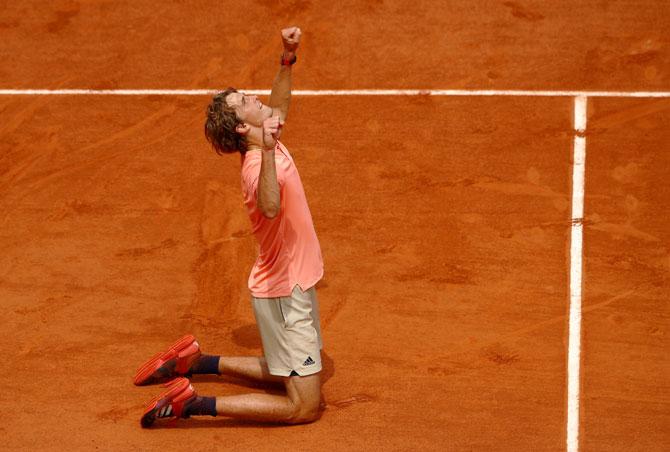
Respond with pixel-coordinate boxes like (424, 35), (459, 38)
(269, 27), (301, 122)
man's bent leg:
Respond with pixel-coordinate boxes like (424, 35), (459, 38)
(215, 372), (321, 424)
(284, 371), (322, 422)
(218, 356), (285, 385)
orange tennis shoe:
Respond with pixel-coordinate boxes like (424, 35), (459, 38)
(140, 377), (197, 428)
(133, 335), (201, 386)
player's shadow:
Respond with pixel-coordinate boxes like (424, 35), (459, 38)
(168, 412), (327, 429)
(167, 390), (331, 429)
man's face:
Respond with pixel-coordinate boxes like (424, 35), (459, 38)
(225, 91), (273, 127)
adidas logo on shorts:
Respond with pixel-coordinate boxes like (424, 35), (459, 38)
(303, 356), (315, 366)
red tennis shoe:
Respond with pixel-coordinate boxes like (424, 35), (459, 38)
(140, 377), (196, 428)
(133, 335), (201, 386)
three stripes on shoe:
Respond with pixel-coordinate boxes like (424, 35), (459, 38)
(156, 404), (174, 418)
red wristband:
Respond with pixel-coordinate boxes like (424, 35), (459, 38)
(280, 54), (297, 66)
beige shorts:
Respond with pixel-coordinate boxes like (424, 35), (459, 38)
(251, 284), (323, 377)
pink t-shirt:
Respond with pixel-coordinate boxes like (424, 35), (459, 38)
(240, 141), (324, 298)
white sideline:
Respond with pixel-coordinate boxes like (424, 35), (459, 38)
(0, 88), (669, 97)
(567, 96), (587, 452)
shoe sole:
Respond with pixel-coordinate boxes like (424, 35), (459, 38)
(134, 335), (200, 386)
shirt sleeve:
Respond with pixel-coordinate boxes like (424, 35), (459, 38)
(242, 154), (286, 202)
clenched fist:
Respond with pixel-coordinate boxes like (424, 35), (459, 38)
(281, 26), (301, 54)
(262, 115), (284, 149)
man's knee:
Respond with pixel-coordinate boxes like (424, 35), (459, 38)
(284, 372), (322, 424)
(286, 398), (321, 424)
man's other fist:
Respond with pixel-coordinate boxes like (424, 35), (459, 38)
(262, 115), (284, 149)
(281, 27), (301, 53)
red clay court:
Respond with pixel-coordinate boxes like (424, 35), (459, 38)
(1, 1), (668, 451)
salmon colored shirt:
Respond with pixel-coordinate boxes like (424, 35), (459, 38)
(240, 141), (324, 298)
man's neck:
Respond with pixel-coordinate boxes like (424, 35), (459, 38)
(245, 128), (269, 152)
(247, 142), (276, 153)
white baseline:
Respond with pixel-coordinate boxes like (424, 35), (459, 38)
(0, 89), (669, 97)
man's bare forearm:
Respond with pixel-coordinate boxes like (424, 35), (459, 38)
(257, 148), (280, 218)
(256, 27), (301, 218)
(268, 54), (293, 121)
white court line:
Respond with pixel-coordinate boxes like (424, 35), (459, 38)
(0, 88), (670, 97)
(567, 96), (587, 452)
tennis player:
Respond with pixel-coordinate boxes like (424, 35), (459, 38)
(135, 26), (326, 427)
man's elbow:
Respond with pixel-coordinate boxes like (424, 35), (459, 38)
(261, 206), (280, 219)
(257, 190), (281, 219)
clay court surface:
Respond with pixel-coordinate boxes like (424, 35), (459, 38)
(1, 1), (669, 451)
